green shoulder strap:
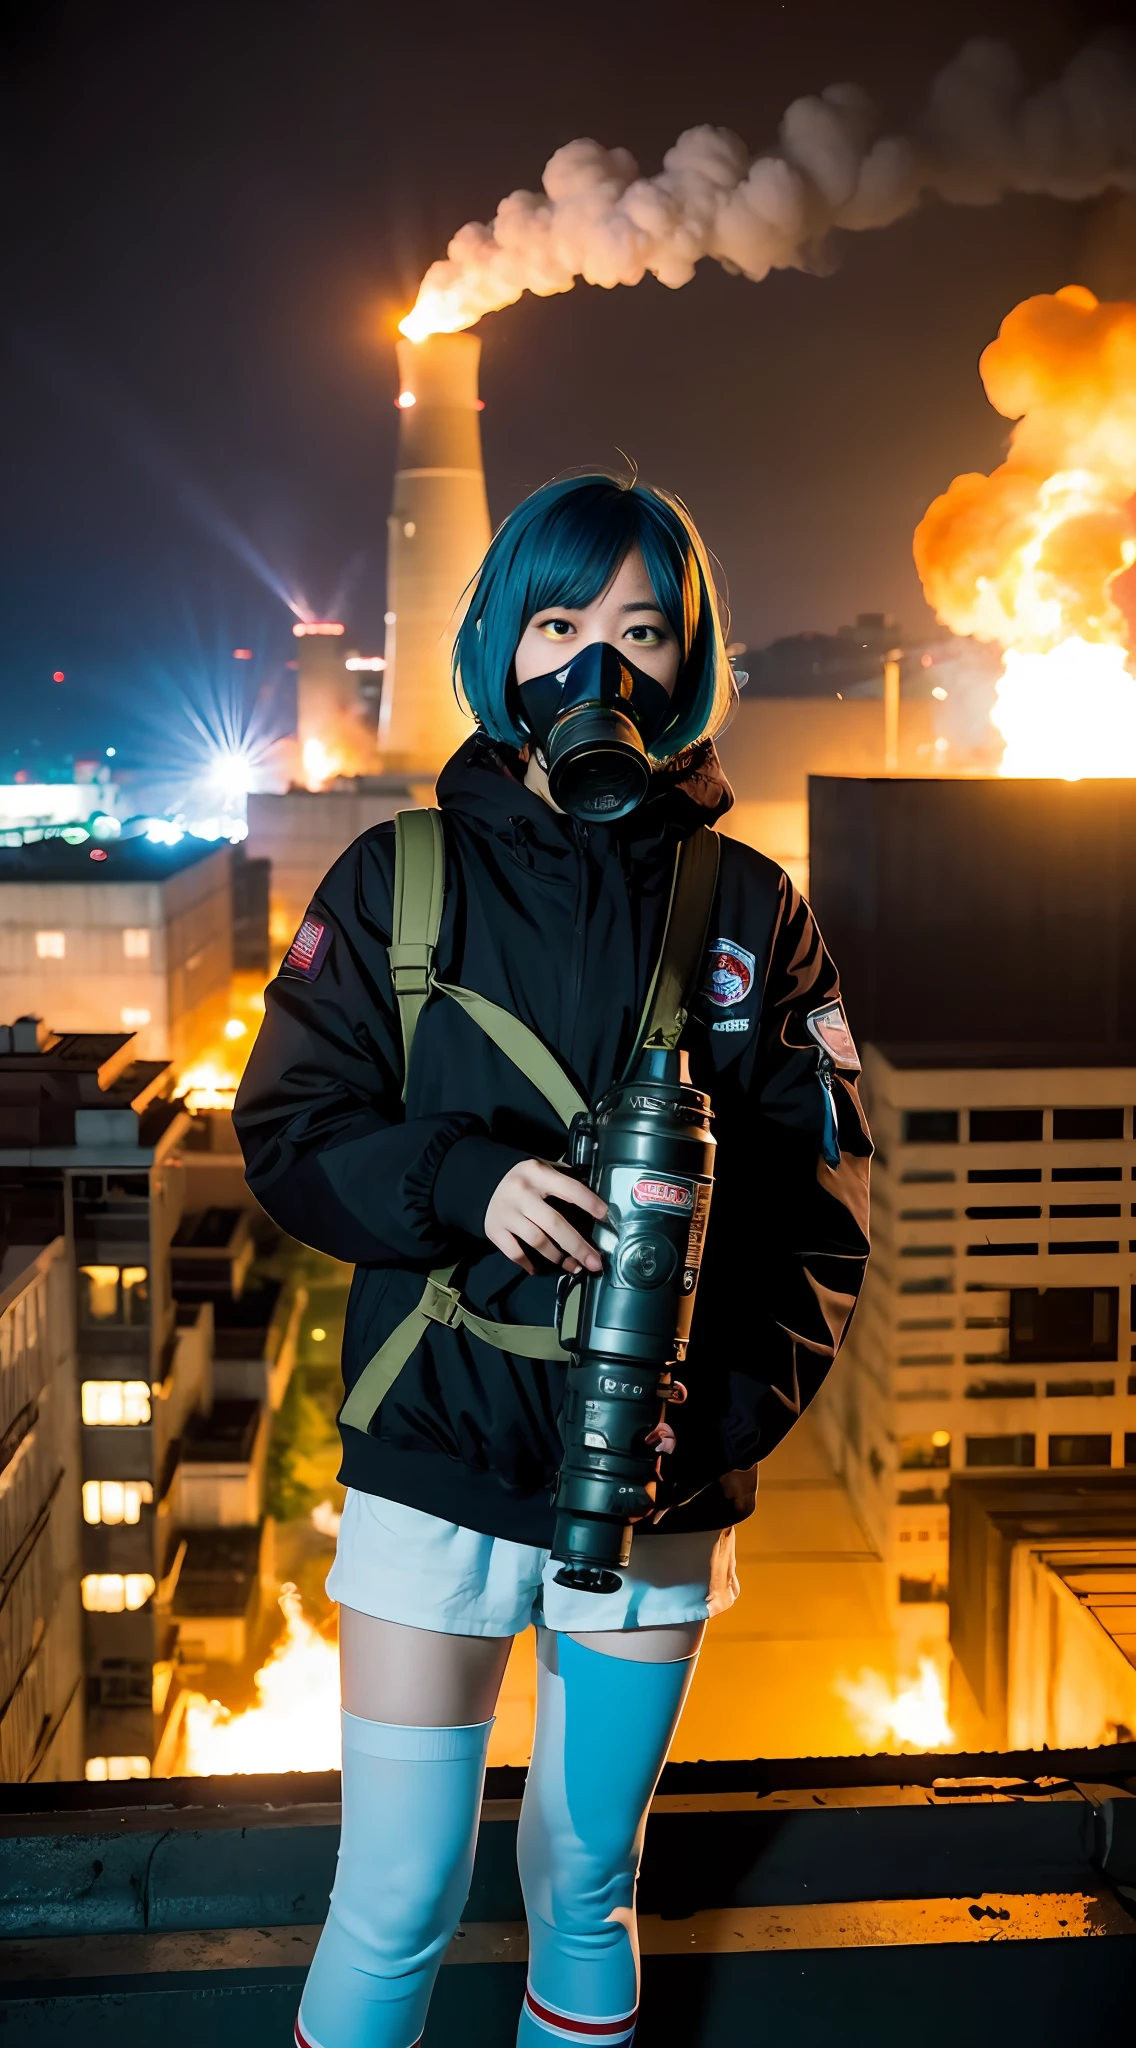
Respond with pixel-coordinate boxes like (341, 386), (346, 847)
(387, 807), (588, 1126)
(341, 815), (721, 1437)
(633, 826), (721, 1057)
(387, 808), (445, 1101)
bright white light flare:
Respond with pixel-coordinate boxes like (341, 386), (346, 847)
(994, 639), (1136, 778)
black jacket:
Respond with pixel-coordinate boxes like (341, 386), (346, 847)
(234, 735), (871, 1543)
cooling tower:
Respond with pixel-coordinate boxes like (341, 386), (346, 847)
(380, 333), (491, 773)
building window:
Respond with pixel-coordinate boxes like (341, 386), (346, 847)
(35, 930), (65, 958)
(898, 1577), (948, 1603)
(122, 929), (151, 959)
(969, 1168), (1042, 1183)
(903, 1111), (959, 1144)
(82, 1480), (153, 1525)
(1048, 1433), (1112, 1467)
(80, 1572), (156, 1613)
(899, 1430), (951, 1469)
(1046, 1379), (1114, 1398)
(81, 1380), (151, 1426)
(1048, 1240), (1120, 1256)
(969, 1109), (1043, 1143)
(965, 1380), (1036, 1399)
(1009, 1287), (1117, 1363)
(965, 1434), (1036, 1467)
(1052, 1165), (1122, 1182)
(85, 1756), (151, 1781)
(78, 1264), (149, 1328)
(1053, 1108), (1124, 1141)
(1125, 1434), (1136, 1466)
(120, 1008), (152, 1029)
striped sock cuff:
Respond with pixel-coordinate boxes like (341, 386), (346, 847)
(523, 1985), (638, 2041)
(297, 2015), (421, 2048)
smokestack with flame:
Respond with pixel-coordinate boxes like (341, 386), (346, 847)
(914, 287), (1136, 778)
(294, 620), (383, 789)
(380, 334), (490, 774)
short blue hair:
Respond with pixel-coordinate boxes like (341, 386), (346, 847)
(452, 474), (733, 760)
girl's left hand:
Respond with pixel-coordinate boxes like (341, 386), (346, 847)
(718, 1464), (759, 1516)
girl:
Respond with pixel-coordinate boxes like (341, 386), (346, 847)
(234, 473), (870, 2047)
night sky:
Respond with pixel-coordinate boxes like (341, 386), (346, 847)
(0, 0), (1121, 773)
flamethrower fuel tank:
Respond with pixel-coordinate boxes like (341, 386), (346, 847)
(551, 1046), (715, 1593)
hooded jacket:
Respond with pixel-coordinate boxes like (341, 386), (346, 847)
(233, 734), (871, 1544)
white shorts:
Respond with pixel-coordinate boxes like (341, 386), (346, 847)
(326, 1490), (740, 1637)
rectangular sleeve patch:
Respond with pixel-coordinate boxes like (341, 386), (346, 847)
(280, 916), (332, 980)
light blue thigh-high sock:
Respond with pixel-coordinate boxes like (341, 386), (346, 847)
(296, 1709), (493, 2048)
(516, 1633), (697, 2045)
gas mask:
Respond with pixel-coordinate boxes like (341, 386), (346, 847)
(516, 640), (675, 822)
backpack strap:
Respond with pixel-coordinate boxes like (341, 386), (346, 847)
(387, 809), (446, 1100)
(388, 808), (588, 1125)
(632, 826), (721, 1059)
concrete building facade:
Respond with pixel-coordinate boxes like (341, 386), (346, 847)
(0, 839), (233, 1075)
(818, 1044), (1136, 1664)
(0, 1239), (84, 1782)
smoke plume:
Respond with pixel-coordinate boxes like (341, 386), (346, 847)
(401, 36), (1136, 341)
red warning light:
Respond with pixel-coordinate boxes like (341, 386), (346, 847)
(89, 848), (108, 862)
(233, 648), (253, 660)
(53, 671), (65, 683)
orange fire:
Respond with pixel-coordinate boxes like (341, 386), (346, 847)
(914, 286), (1136, 778)
(836, 1657), (955, 1752)
(177, 1584), (341, 1774)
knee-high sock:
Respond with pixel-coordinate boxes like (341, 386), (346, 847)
(516, 1634), (697, 2045)
(297, 1709), (493, 2048)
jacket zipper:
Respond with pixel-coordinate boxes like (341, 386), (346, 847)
(569, 822), (589, 1066)
(817, 1050), (841, 1168)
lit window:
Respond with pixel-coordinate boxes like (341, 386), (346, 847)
(81, 1572), (156, 1613)
(120, 1008), (152, 1028)
(78, 1265), (149, 1328)
(35, 931), (65, 958)
(82, 1479), (154, 1525)
(122, 928), (151, 958)
(81, 1380), (152, 1426)
(85, 1756), (152, 1782)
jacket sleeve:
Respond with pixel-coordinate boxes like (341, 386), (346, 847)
(712, 870), (872, 1471)
(232, 828), (525, 1266)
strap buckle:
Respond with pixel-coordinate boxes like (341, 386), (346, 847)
(388, 941), (436, 998)
(421, 1276), (464, 1329)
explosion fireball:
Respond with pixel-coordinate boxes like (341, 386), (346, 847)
(915, 286), (1136, 778)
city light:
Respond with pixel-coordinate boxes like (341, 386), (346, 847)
(292, 621), (345, 637)
(396, 390), (416, 408)
(344, 655), (385, 671)
(223, 1017), (248, 1040)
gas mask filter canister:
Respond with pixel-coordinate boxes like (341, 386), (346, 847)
(516, 640), (675, 822)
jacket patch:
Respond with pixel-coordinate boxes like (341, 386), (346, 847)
(712, 1017), (749, 1034)
(807, 999), (860, 1072)
(703, 936), (756, 1008)
(281, 917), (331, 980)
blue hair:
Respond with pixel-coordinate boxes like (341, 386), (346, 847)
(452, 474), (733, 761)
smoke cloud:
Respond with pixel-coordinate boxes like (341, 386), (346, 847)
(401, 36), (1136, 341)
